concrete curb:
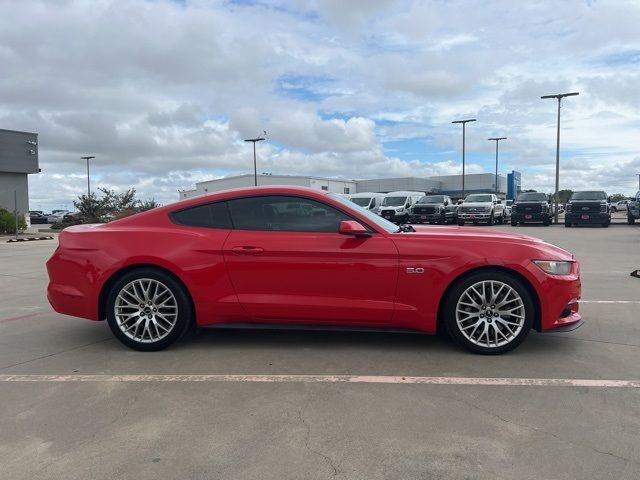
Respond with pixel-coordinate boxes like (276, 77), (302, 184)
(6, 236), (54, 243)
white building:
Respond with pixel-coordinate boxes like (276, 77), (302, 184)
(179, 174), (357, 200)
(179, 172), (514, 201)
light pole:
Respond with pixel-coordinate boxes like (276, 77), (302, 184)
(636, 173), (640, 191)
(452, 119), (476, 199)
(244, 135), (265, 186)
(81, 156), (95, 197)
(488, 137), (507, 194)
(541, 92), (579, 223)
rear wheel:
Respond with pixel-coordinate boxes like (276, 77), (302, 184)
(106, 268), (193, 351)
(443, 271), (533, 354)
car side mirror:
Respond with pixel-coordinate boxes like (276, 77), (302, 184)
(497, 200), (502, 204)
(405, 203), (411, 208)
(444, 201), (449, 206)
(339, 220), (370, 237)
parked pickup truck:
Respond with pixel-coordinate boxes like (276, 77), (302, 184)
(511, 192), (552, 226)
(409, 195), (456, 224)
(565, 191), (611, 228)
(628, 191), (640, 225)
(457, 193), (506, 226)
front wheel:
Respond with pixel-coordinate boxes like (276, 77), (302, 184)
(106, 268), (193, 351)
(458, 221), (465, 226)
(487, 212), (495, 226)
(629, 215), (636, 225)
(443, 271), (533, 354)
(611, 207), (617, 213)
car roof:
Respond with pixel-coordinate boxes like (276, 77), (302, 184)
(112, 185), (335, 226)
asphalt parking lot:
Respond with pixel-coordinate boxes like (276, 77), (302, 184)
(1, 220), (639, 480)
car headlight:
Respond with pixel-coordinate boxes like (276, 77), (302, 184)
(533, 260), (572, 275)
(600, 204), (607, 212)
(565, 204), (572, 213)
(485, 206), (492, 211)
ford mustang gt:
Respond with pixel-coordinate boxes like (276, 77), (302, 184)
(46, 186), (582, 354)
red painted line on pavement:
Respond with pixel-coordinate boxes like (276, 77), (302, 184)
(0, 312), (46, 324)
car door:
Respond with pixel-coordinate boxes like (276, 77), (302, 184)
(222, 195), (399, 325)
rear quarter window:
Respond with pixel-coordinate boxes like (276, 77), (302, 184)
(170, 202), (232, 229)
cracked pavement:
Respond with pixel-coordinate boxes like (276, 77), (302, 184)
(1, 225), (639, 479)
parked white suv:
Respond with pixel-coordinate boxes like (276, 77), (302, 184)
(379, 191), (425, 224)
(457, 194), (506, 226)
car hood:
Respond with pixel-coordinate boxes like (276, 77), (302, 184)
(459, 202), (492, 208)
(399, 225), (574, 261)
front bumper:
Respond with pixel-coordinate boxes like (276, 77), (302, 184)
(410, 212), (443, 223)
(565, 212), (609, 224)
(524, 261), (583, 332)
(457, 212), (492, 221)
(380, 211), (408, 222)
(512, 212), (549, 223)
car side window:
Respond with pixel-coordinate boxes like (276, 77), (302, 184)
(170, 202), (233, 229)
(228, 196), (352, 232)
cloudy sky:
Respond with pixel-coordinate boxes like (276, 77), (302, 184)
(1, 0), (639, 211)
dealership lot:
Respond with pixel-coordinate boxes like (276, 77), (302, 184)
(1, 223), (639, 480)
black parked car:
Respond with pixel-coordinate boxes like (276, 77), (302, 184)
(565, 191), (611, 228)
(511, 192), (552, 226)
(29, 211), (49, 224)
(409, 195), (456, 224)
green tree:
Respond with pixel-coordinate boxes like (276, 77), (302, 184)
(138, 199), (160, 212)
(554, 189), (573, 204)
(73, 193), (111, 223)
(609, 193), (627, 203)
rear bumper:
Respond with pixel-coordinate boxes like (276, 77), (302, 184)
(46, 248), (101, 321)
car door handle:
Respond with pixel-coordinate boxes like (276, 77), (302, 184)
(231, 246), (264, 255)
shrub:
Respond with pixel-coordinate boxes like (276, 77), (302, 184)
(0, 208), (27, 234)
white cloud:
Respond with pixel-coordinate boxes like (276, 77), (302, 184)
(1, 0), (639, 211)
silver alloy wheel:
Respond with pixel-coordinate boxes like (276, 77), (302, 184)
(455, 280), (525, 348)
(114, 278), (178, 343)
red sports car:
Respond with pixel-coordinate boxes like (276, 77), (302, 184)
(46, 186), (582, 354)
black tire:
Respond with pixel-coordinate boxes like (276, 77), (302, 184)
(611, 207), (617, 213)
(458, 221), (465, 226)
(106, 268), (193, 351)
(629, 215), (636, 225)
(487, 212), (494, 226)
(443, 270), (534, 354)
(565, 222), (572, 227)
(510, 220), (518, 227)
(602, 221), (610, 228)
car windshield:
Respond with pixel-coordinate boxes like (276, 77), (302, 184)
(418, 196), (444, 203)
(517, 193), (547, 201)
(351, 197), (371, 207)
(570, 191), (606, 200)
(464, 195), (493, 203)
(382, 196), (407, 206)
(328, 193), (398, 233)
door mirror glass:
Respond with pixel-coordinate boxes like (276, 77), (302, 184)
(339, 220), (369, 237)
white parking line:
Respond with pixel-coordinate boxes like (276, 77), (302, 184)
(580, 300), (640, 304)
(1, 374), (638, 388)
